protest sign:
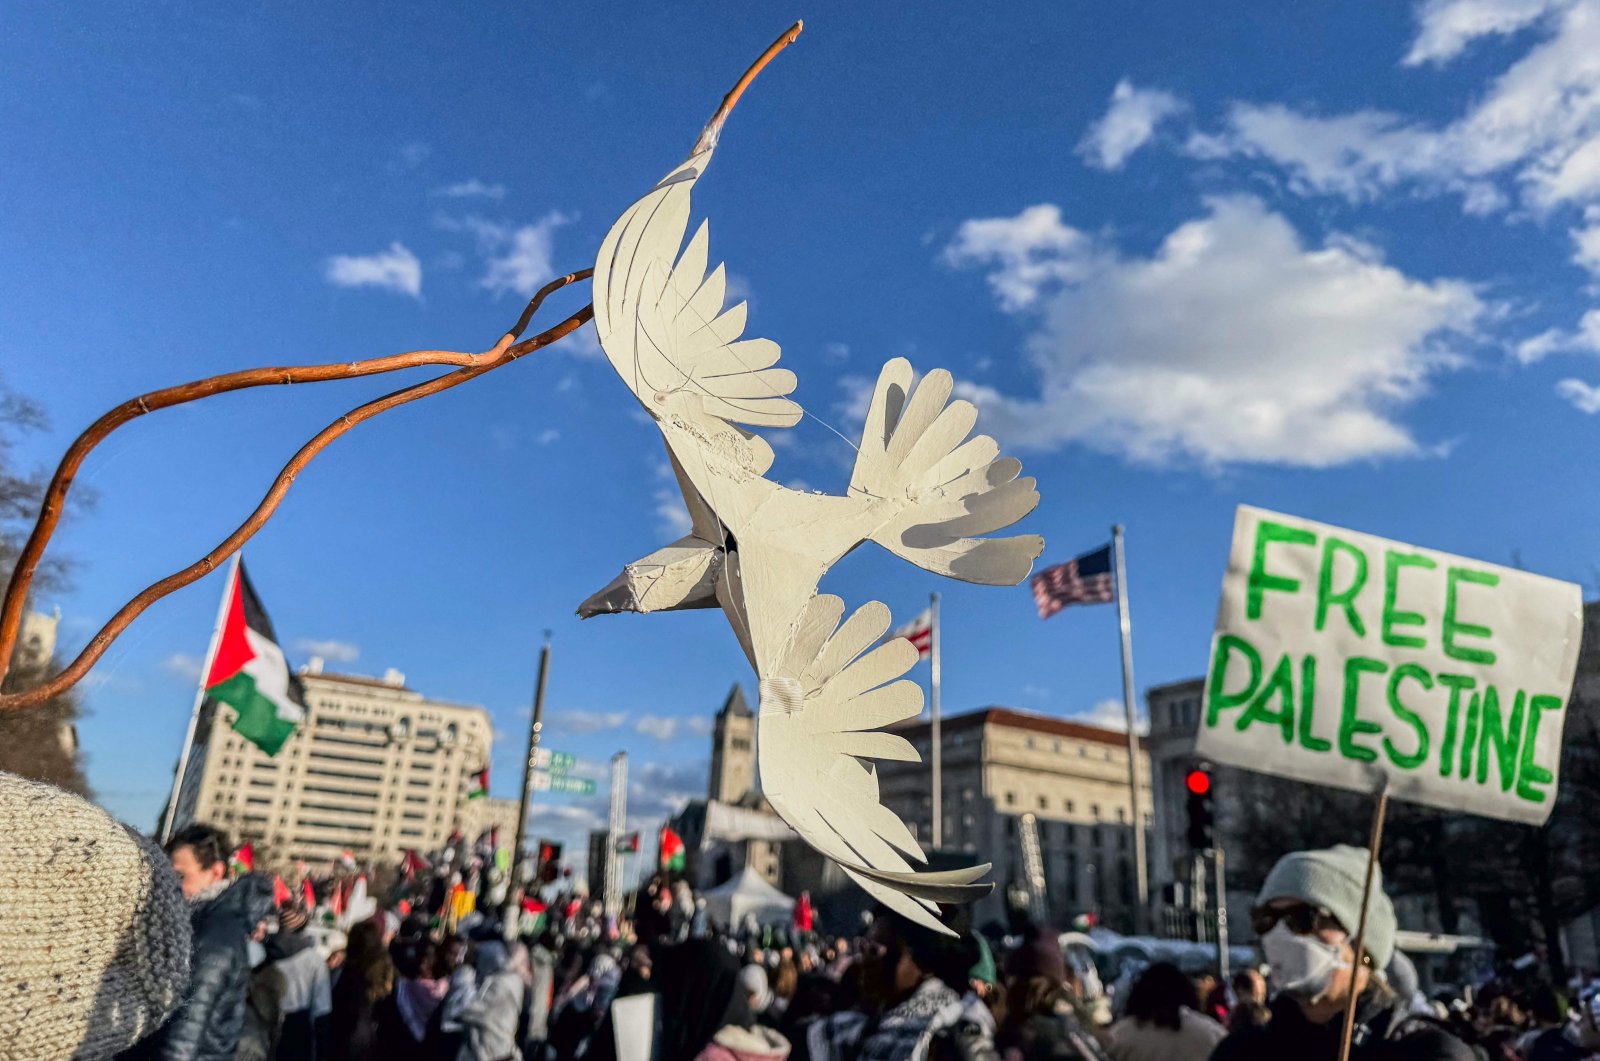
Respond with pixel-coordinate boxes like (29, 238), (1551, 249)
(1196, 506), (1583, 825)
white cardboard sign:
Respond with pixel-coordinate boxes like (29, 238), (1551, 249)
(1196, 505), (1582, 825)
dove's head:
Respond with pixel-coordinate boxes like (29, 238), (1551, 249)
(576, 536), (725, 618)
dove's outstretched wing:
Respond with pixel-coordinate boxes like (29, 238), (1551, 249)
(757, 594), (992, 935)
(853, 358), (1045, 587)
(592, 148), (802, 448)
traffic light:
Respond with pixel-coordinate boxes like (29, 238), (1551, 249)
(537, 840), (563, 883)
(1185, 768), (1215, 850)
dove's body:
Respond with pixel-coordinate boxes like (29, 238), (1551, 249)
(585, 138), (1043, 933)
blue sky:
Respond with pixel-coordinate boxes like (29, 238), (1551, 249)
(6, 1), (1600, 867)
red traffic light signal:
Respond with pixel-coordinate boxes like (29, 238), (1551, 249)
(1185, 768), (1215, 850)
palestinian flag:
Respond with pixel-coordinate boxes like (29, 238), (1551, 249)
(204, 560), (306, 756)
(615, 831), (640, 854)
(660, 827), (686, 872)
(273, 875), (292, 907)
(467, 766), (488, 800)
(229, 842), (254, 876)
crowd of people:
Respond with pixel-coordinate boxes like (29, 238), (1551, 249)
(100, 822), (1600, 1061)
(11, 765), (1600, 1061)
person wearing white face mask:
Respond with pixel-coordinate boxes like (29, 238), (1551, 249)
(1210, 845), (1472, 1061)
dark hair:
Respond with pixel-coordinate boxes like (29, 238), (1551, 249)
(339, 920), (395, 1006)
(872, 906), (969, 988)
(1124, 962), (1196, 1032)
(165, 823), (230, 868)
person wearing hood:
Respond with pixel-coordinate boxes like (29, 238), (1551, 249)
(1211, 845), (1472, 1061)
(644, 940), (788, 1061)
(454, 939), (529, 1061)
(124, 824), (276, 1061)
(264, 902), (333, 1060)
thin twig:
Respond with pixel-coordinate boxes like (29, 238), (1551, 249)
(0, 276), (592, 706)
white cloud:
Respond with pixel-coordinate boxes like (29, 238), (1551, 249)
(163, 652), (202, 681)
(1557, 376), (1600, 410)
(1078, 79), (1187, 170)
(1193, 1), (1600, 212)
(1515, 308), (1600, 361)
(1068, 697), (1149, 735)
(293, 638), (360, 663)
(537, 428), (561, 445)
(1573, 214), (1600, 277)
(652, 462), (694, 537)
(942, 205), (1097, 310)
(324, 242), (422, 298)
(824, 342), (851, 363)
(1404, 0), (1567, 65)
(435, 179), (507, 200)
(550, 709), (629, 734)
(480, 212), (573, 299)
(943, 197), (1489, 467)
(633, 714), (711, 741)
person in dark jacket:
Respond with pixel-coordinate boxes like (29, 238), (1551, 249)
(265, 903), (332, 1060)
(124, 824), (272, 1061)
(1210, 845), (1472, 1061)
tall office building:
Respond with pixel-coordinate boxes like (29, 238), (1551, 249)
(170, 662), (496, 869)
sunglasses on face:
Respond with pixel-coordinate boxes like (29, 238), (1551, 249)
(1250, 902), (1345, 938)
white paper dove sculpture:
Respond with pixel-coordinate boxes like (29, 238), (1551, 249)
(579, 45), (1044, 933)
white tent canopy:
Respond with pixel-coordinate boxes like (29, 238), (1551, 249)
(702, 866), (795, 928)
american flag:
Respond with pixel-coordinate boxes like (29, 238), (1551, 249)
(1032, 543), (1115, 619)
(890, 607), (933, 659)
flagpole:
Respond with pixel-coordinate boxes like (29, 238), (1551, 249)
(160, 554), (239, 843)
(1112, 525), (1149, 934)
(929, 592), (943, 851)
(509, 630), (552, 938)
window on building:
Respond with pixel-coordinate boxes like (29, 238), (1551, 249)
(1117, 807), (1127, 823)
(962, 788), (975, 803)
(1025, 736), (1035, 749)
(1065, 800), (1075, 814)
(1052, 741), (1061, 753)
(1119, 831), (1130, 851)
(962, 813), (975, 828)
(1077, 747), (1087, 757)
(1065, 823), (1076, 844)
(1038, 795), (1048, 810)
(1091, 804), (1101, 820)
(1004, 792), (1017, 807)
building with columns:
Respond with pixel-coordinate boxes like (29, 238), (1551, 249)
(880, 706), (1152, 932)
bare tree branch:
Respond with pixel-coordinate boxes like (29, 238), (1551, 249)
(0, 272), (592, 706)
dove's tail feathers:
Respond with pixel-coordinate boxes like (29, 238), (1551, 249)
(838, 863), (994, 937)
(846, 862), (994, 904)
(849, 358), (1044, 586)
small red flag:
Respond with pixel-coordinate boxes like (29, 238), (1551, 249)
(301, 878), (316, 911)
(273, 875), (292, 907)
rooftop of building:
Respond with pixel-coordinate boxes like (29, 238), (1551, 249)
(892, 704), (1146, 750)
(300, 667), (485, 713)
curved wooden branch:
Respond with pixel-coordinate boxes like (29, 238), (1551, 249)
(0, 273), (592, 705)
(692, 21), (803, 156)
